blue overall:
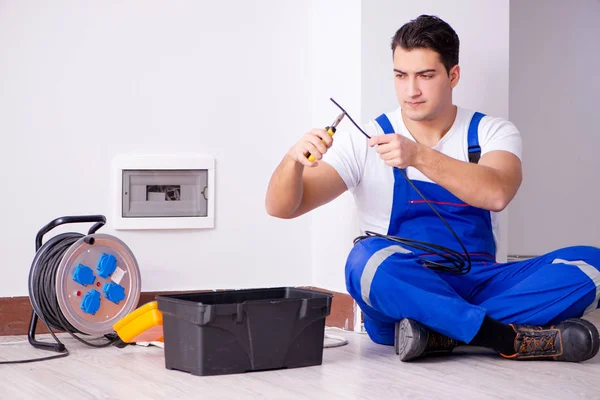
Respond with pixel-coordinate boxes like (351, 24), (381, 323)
(345, 112), (600, 345)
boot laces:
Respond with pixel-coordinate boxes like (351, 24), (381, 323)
(517, 329), (558, 354)
(427, 332), (456, 351)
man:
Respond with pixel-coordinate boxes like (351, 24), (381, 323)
(265, 15), (600, 362)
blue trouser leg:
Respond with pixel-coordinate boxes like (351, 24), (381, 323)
(345, 237), (487, 345)
(474, 246), (600, 325)
(348, 241), (600, 347)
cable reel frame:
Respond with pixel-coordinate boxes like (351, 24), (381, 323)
(27, 215), (141, 353)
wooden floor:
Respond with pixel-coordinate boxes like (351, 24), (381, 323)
(2, 314), (600, 399)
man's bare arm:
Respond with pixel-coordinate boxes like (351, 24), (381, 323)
(266, 130), (348, 219)
(414, 147), (522, 212)
(370, 133), (522, 212)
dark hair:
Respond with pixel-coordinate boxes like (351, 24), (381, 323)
(391, 15), (459, 74)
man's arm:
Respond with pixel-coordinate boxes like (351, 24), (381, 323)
(413, 147), (522, 212)
(266, 129), (348, 219)
(266, 157), (347, 218)
(369, 134), (522, 212)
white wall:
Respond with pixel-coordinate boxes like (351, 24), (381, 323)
(310, 0), (362, 293)
(0, 1), (314, 296)
(508, 0), (600, 255)
(0, 1), (514, 299)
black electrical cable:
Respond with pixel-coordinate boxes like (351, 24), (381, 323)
(330, 98), (471, 275)
(36, 233), (117, 347)
(0, 349), (70, 365)
(0, 234), (118, 365)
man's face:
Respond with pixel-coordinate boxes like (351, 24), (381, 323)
(392, 47), (459, 122)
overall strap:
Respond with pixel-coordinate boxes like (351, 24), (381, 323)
(468, 112), (485, 163)
(376, 112), (486, 164)
(375, 114), (395, 134)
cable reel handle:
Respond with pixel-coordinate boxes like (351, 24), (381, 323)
(35, 215), (107, 251)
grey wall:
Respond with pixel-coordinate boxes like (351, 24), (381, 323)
(508, 0), (600, 255)
(361, 0), (511, 260)
(361, 0), (510, 122)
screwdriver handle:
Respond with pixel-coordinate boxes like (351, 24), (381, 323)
(307, 126), (336, 162)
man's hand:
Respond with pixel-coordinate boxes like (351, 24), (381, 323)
(266, 128), (346, 219)
(287, 129), (334, 167)
(368, 134), (420, 169)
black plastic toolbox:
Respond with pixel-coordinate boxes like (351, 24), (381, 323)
(156, 287), (333, 376)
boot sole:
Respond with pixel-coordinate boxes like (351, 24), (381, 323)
(395, 318), (428, 362)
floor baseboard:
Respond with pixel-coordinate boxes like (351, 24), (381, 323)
(0, 286), (355, 336)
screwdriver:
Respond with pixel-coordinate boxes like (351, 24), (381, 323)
(306, 112), (345, 162)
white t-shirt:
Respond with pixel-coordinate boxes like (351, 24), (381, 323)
(322, 106), (522, 252)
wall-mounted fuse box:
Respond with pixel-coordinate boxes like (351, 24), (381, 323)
(111, 155), (215, 230)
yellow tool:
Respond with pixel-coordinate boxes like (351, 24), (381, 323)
(307, 112), (345, 162)
(113, 301), (163, 343)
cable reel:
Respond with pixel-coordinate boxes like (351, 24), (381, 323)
(27, 215), (141, 355)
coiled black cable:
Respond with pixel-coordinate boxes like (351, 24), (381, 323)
(331, 98), (471, 275)
(1, 233), (117, 365)
(32, 233), (118, 347)
(36, 233), (81, 333)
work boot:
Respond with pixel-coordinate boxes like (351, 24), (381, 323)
(500, 318), (600, 362)
(395, 318), (460, 361)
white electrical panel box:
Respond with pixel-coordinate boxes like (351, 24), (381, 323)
(111, 154), (215, 230)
